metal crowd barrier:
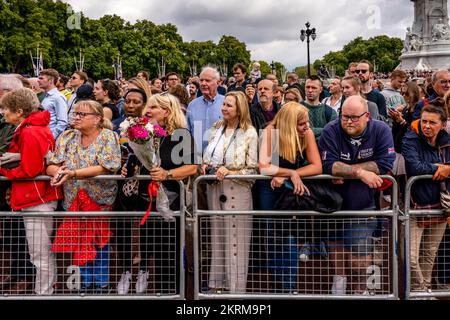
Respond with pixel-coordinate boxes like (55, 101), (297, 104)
(193, 174), (399, 300)
(0, 175), (185, 300)
(404, 175), (450, 300)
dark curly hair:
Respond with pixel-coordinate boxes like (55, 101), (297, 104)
(100, 79), (121, 102)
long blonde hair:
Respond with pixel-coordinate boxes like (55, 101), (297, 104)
(148, 93), (187, 134)
(272, 102), (309, 163)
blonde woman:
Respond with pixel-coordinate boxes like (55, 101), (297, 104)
(283, 88), (303, 104)
(202, 91), (258, 293)
(258, 102), (322, 292)
(117, 93), (197, 294)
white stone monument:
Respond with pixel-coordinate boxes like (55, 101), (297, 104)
(400, 0), (450, 71)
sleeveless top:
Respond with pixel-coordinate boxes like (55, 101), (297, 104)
(277, 151), (307, 170)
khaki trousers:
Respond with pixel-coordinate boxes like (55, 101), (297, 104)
(410, 217), (447, 290)
(207, 181), (252, 293)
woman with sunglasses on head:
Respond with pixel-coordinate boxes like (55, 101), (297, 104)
(201, 91), (258, 294)
(117, 92), (197, 295)
(93, 79), (121, 121)
(47, 100), (121, 293)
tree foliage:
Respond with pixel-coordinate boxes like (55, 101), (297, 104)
(316, 35), (403, 76)
(0, 0), (252, 79)
(294, 35), (403, 78)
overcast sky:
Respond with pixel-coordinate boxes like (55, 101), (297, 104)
(64, 0), (450, 71)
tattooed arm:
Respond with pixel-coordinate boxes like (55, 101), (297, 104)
(332, 161), (383, 188)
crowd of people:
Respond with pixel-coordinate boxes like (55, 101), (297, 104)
(0, 60), (450, 296)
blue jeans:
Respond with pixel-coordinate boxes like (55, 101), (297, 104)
(254, 180), (297, 290)
(80, 245), (110, 288)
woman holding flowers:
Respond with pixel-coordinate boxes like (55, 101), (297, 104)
(47, 100), (121, 293)
(116, 92), (198, 295)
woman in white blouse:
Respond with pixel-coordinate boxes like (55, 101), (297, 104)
(202, 91), (258, 293)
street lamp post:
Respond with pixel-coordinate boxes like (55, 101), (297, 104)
(270, 60), (276, 75)
(300, 22), (317, 77)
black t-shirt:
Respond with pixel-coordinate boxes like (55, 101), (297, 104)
(103, 102), (120, 121)
(117, 128), (198, 212)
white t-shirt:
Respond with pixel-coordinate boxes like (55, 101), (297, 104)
(322, 95), (343, 113)
(204, 130), (226, 167)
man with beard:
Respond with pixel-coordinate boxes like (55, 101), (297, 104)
(356, 60), (387, 118)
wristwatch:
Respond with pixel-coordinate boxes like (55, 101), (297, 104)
(166, 169), (173, 180)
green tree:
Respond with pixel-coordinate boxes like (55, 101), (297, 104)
(217, 35), (251, 76)
(0, 1), (253, 79)
(294, 35), (403, 78)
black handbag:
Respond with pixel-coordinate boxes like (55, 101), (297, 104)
(274, 180), (343, 213)
(0, 152), (20, 169)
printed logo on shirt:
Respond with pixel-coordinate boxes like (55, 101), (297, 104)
(322, 151), (327, 160)
(388, 147), (395, 155)
(358, 148), (374, 160)
(340, 152), (351, 161)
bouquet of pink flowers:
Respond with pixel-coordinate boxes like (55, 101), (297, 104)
(119, 116), (167, 170)
(120, 116), (175, 223)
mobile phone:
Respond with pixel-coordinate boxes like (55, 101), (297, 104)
(53, 172), (65, 183)
(284, 180), (294, 190)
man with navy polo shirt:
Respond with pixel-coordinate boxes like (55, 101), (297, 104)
(318, 95), (395, 295)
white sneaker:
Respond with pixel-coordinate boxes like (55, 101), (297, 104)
(331, 276), (347, 295)
(298, 242), (311, 263)
(117, 271), (132, 295)
(135, 270), (149, 294)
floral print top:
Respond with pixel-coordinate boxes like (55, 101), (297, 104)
(50, 129), (121, 210)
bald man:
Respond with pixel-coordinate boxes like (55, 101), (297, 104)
(318, 95), (395, 295)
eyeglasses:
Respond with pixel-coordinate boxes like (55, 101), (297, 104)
(355, 69), (369, 74)
(438, 79), (450, 86)
(341, 112), (368, 122)
(73, 111), (97, 118)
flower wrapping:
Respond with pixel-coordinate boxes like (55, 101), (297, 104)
(120, 116), (174, 222)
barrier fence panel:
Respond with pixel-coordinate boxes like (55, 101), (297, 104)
(193, 175), (399, 300)
(404, 175), (450, 300)
(0, 176), (185, 300)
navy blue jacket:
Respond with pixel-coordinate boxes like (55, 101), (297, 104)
(402, 121), (450, 206)
(318, 119), (395, 210)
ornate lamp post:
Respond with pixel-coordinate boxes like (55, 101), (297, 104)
(300, 22), (317, 77)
